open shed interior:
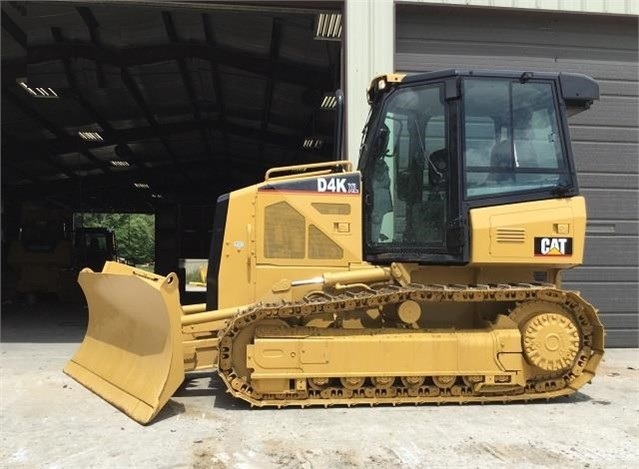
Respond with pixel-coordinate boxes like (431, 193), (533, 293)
(1, 1), (343, 290)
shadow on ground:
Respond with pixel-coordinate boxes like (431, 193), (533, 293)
(1, 295), (88, 343)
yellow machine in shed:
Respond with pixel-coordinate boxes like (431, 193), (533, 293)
(65, 69), (604, 424)
(8, 205), (117, 301)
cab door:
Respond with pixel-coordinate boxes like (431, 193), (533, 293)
(360, 78), (466, 265)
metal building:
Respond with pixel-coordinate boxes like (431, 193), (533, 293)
(2, 1), (637, 346)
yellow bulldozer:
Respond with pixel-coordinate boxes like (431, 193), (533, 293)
(7, 205), (118, 302)
(65, 69), (604, 424)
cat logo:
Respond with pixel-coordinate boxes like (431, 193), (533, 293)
(534, 237), (573, 256)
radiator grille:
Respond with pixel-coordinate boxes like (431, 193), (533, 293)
(308, 225), (343, 259)
(264, 202), (305, 258)
(312, 203), (351, 215)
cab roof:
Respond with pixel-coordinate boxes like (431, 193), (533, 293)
(367, 69), (599, 111)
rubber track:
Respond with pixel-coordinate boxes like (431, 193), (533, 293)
(218, 283), (604, 407)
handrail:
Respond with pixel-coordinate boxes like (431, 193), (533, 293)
(265, 160), (352, 181)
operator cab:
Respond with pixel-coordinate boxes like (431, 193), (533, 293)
(75, 227), (117, 271)
(358, 69), (598, 265)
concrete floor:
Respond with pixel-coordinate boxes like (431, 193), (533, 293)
(1, 299), (638, 469)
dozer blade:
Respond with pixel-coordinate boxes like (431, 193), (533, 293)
(64, 262), (185, 424)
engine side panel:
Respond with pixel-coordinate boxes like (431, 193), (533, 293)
(255, 172), (363, 267)
(470, 196), (586, 266)
(216, 171), (366, 309)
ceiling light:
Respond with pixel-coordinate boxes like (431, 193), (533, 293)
(79, 131), (103, 142)
(134, 182), (149, 189)
(320, 92), (337, 110)
(151, 193), (163, 199)
(302, 138), (324, 150)
(110, 160), (130, 167)
(314, 13), (342, 41)
(18, 79), (59, 98)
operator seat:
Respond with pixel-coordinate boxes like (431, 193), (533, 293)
(488, 140), (515, 183)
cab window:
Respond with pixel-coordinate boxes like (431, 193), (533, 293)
(363, 83), (449, 249)
(463, 78), (568, 199)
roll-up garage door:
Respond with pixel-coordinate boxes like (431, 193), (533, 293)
(396, 5), (638, 346)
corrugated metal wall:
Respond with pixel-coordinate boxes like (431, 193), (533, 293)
(396, 5), (639, 346)
(398, 0), (638, 16)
